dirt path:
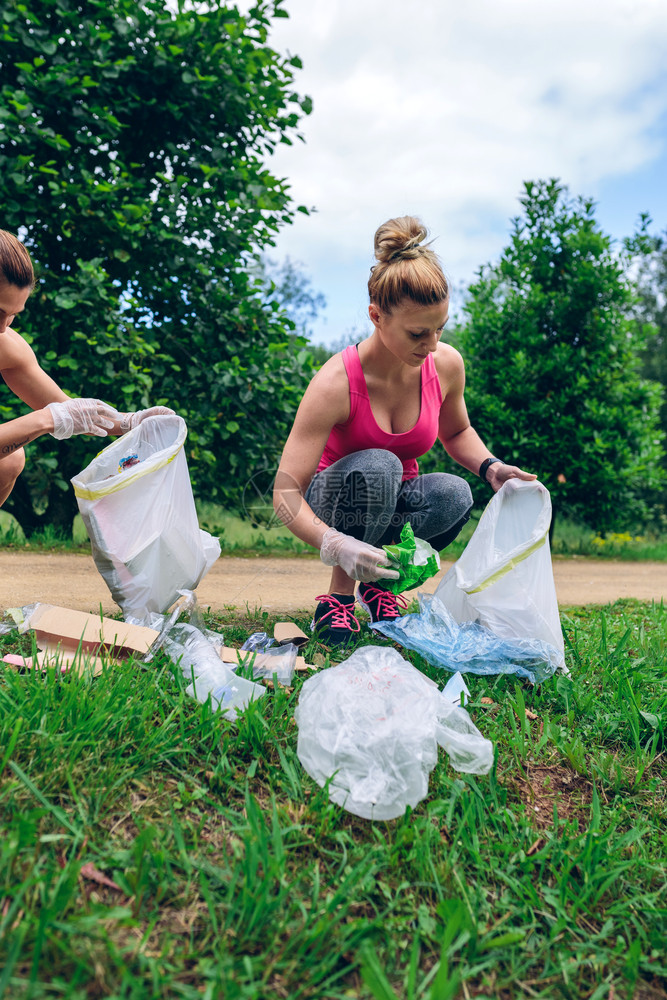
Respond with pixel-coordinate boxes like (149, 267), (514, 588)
(0, 551), (665, 615)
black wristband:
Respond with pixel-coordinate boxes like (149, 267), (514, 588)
(479, 457), (503, 482)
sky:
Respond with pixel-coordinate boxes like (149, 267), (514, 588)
(262, 0), (667, 344)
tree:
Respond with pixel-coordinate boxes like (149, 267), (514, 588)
(457, 180), (664, 536)
(0, 0), (316, 534)
(626, 221), (667, 463)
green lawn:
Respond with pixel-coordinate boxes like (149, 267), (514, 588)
(0, 599), (665, 999)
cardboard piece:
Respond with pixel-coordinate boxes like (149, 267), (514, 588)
(218, 645), (313, 673)
(2, 604), (159, 678)
(273, 621), (309, 649)
(3, 647), (107, 677)
(29, 605), (159, 658)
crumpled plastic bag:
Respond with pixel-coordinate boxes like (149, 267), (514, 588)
(241, 632), (275, 652)
(295, 646), (493, 820)
(144, 590), (264, 719)
(377, 522), (440, 594)
(371, 593), (561, 684)
(248, 644), (297, 685)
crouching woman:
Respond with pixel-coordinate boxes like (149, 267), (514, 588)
(273, 215), (535, 646)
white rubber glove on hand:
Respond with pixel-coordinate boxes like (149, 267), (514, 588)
(319, 527), (400, 583)
(46, 398), (118, 440)
(117, 406), (175, 432)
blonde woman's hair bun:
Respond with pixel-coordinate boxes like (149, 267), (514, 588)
(374, 216), (430, 264)
(369, 215), (448, 313)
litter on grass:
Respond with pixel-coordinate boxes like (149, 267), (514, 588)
(160, 621), (265, 718)
(295, 645), (493, 821)
(371, 593), (562, 683)
(241, 631), (275, 652)
(1, 603), (159, 677)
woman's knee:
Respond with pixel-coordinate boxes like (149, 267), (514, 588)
(359, 449), (403, 477)
(416, 472), (473, 517)
(0, 447), (25, 505)
(0, 447), (26, 483)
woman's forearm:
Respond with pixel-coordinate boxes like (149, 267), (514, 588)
(441, 425), (493, 476)
(0, 408), (53, 457)
(273, 470), (330, 550)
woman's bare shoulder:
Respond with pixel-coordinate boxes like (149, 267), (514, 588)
(299, 350), (351, 422)
(433, 341), (465, 385)
(0, 328), (36, 371)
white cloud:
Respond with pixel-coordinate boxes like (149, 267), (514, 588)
(262, 0), (667, 339)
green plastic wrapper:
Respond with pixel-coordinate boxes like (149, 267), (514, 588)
(378, 522), (441, 594)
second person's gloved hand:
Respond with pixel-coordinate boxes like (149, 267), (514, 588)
(46, 398), (118, 440)
(116, 406), (175, 433)
(319, 527), (400, 583)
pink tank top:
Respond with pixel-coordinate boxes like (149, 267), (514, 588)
(317, 345), (443, 481)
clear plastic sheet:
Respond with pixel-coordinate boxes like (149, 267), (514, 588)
(250, 643), (297, 685)
(162, 622), (264, 718)
(142, 590), (263, 719)
(241, 632), (275, 652)
(3, 604), (40, 634)
(371, 593), (561, 683)
(295, 646), (493, 821)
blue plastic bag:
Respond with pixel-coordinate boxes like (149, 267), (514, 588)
(370, 593), (561, 684)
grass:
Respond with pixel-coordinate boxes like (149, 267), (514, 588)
(0, 598), (666, 998)
(551, 522), (667, 562)
(2, 507), (667, 561)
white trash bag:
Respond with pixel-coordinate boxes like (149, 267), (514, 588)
(71, 415), (220, 619)
(435, 479), (565, 672)
(295, 646), (493, 821)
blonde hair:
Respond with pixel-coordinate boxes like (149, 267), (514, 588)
(0, 230), (35, 289)
(368, 216), (448, 313)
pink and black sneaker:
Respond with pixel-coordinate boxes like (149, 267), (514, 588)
(357, 583), (409, 623)
(311, 593), (362, 647)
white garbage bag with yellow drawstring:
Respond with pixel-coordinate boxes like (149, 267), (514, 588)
(71, 415), (220, 620)
(434, 479), (565, 670)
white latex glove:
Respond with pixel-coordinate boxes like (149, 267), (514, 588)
(117, 406), (175, 433)
(319, 527), (400, 583)
(46, 398), (118, 440)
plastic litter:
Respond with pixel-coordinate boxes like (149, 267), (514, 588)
(377, 522), (440, 594)
(371, 593), (561, 683)
(295, 646), (493, 820)
(241, 632), (275, 653)
(162, 622), (264, 718)
(249, 643), (297, 685)
(134, 590), (262, 719)
(3, 604), (39, 633)
(118, 454), (140, 473)
(442, 671), (470, 706)
(71, 415), (220, 620)
(236, 633), (297, 684)
(434, 479), (565, 672)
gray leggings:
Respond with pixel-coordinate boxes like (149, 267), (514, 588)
(306, 449), (473, 552)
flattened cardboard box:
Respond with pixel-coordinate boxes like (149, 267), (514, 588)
(30, 605), (159, 657)
(3, 604), (159, 677)
(3, 647), (109, 677)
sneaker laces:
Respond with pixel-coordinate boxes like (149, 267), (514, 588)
(360, 586), (409, 619)
(314, 594), (361, 632)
